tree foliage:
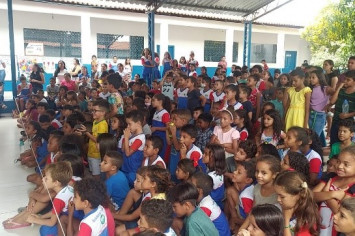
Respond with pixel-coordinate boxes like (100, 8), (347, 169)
(302, 0), (355, 67)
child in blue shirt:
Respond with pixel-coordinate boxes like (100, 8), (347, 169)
(101, 151), (130, 210)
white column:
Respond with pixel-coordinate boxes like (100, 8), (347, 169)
(81, 15), (92, 64)
(276, 33), (285, 68)
(225, 29), (234, 67)
(159, 23), (169, 60)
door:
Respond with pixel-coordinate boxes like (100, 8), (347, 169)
(156, 45), (175, 59)
(284, 51), (297, 73)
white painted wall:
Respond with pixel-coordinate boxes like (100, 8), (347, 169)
(0, 0), (311, 69)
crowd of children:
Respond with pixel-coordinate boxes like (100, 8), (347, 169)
(2, 54), (355, 236)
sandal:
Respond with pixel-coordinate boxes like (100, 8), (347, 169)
(3, 218), (31, 230)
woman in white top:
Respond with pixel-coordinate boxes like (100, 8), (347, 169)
(54, 60), (67, 84)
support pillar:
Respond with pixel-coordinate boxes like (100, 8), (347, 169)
(276, 33), (285, 69)
(243, 21), (252, 68)
(7, 0), (17, 98)
(147, 11), (155, 86)
(225, 29), (234, 74)
(81, 15), (92, 64)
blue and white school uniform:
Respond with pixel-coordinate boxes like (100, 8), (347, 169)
(152, 109), (170, 159)
(179, 63), (188, 74)
(141, 56), (153, 84)
(78, 205), (108, 236)
(237, 184), (254, 219)
(200, 88), (213, 112)
(176, 88), (189, 109)
(121, 133), (146, 187)
(305, 149), (323, 179)
(169, 129), (180, 183)
(186, 144), (207, 173)
(162, 59), (172, 78)
(224, 101), (243, 111)
(208, 171), (225, 210)
(210, 91), (225, 103)
(199, 195), (231, 236)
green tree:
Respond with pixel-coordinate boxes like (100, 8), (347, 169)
(302, 0), (355, 67)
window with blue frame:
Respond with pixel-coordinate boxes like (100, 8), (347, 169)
(97, 34), (144, 59)
(251, 44), (277, 63)
(23, 28), (81, 57)
(204, 41), (238, 62)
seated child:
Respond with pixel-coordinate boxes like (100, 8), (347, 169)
(226, 140), (257, 174)
(226, 160), (255, 232)
(121, 110), (146, 186)
(101, 151), (130, 211)
(191, 172), (231, 236)
(281, 151), (310, 183)
(142, 135), (166, 168)
(180, 124), (207, 173)
(195, 113), (214, 151)
(329, 118), (355, 158)
(67, 177), (115, 236)
(46, 109), (62, 130)
(237, 204), (283, 236)
(138, 199), (175, 235)
(334, 198), (355, 235)
(25, 162), (73, 235)
(192, 106), (204, 124)
(176, 159), (196, 182)
(167, 182), (219, 236)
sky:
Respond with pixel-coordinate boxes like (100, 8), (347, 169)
(257, 0), (339, 27)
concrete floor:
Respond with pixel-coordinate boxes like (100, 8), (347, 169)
(0, 116), (39, 235)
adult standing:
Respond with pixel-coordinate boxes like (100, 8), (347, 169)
(30, 63), (44, 94)
(0, 59), (5, 83)
(218, 56), (227, 74)
(54, 60), (67, 84)
(70, 58), (81, 79)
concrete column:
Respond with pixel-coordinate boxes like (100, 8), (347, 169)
(81, 15), (92, 64)
(276, 33), (285, 68)
(159, 23), (168, 59)
(225, 28), (234, 67)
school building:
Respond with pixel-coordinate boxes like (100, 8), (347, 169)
(0, 0), (310, 99)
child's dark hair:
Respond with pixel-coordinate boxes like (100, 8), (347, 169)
(309, 70), (328, 92)
(74, 177), (108, 209)
(93, 99), (109, 113)
(177, 159), (195, 179)
(46, 109), (56, 119)
(259, 143), (280, 160)
(112, 114), (127, 137)
(126, 110), (144, 125)
(57, 153), (84, 178)
(274, 171), (320, 236)
(197, 113), (213, 123)
(202, 76), (211, 85)
(193, 106), (204, 114)
(175, 109), (192, 121)
(287, 126), (309, 147)
(305, 129), (323, 158)
(345, 70), (355, 80)
(205, 143), (226, 175)
(262, 109), (282, 139)
(250, 204), (284, 236)
(257, 154), (281, 174)
(286, 152), (310, 183)
(153, 94), (171, 112)
(132, 97), (145, 110)
(37, 102), (49, 110)
(105, 151), (124, 169)
(225, 84), (239, 101)
(248, 74), (261, 82)
(167, 182), (198, 205)
(140, 199), (174, 233)
(277, 73), (291, 87)
(239, 140), (257, 159)
(187, 76), (198, 87)
(181, 124), (198, 139)
(28, 121), (42, 137)
(146, 135), (163, 153)
(137, 166), (149, 176)
(290, 68), (306, 78)
(145, 165), (171, 194)
(192, 172), (213, 197)
(97, 133), (117, 160)
(235, 109), (252, 135)
(107, 73), (122, 89)
(49, 130), (64, 143)
(60, 134), (84, 157)
(261, 102), (275, 114)
(239, 84), (252, 97)
(236, 159), (256, 182)
(60, 143), (81, 157)
(39, 114), (51, 123)
(338, 118), (355, 133)
(135, 90), (146, 100)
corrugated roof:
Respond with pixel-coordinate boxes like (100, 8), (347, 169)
(27, 0), (302, 27)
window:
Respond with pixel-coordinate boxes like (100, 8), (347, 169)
(251, 44), (277, 63)
(23, 28), (81, 57)
(97, 34), (144, 59)
(204, 41), (238, 62)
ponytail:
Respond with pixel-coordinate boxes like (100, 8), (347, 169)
(154, 94), (171, 112)
(274, 171), (320, 236)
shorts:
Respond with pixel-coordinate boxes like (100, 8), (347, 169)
(88, 157), (101, 175)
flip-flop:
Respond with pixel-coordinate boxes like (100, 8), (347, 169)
(3, 219), (31, 230)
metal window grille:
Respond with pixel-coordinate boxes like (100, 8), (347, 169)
(23, 28), (81, 58)
(97, 34), (144, 59)
(251, 43), (277, 63)
(204, 40), (238, 62)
